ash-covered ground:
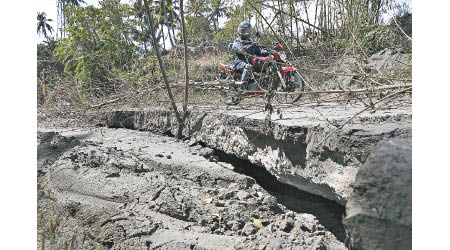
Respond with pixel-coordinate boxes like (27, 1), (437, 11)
(37, 128), (348, 250)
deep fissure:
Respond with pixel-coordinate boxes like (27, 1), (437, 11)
(99, 126), (349, 243)
(210, 147), (347, 243)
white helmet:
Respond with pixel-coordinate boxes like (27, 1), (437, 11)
(238, 21), (251, 40)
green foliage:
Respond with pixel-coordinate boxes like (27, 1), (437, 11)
(390, 55), (412, 79)
(390, 12), (412, 37)
(37, 0), (412, 108)
(185, 15), (213, 42)
(357, 24), (411, 55)
(55, 0), (138, 94)
(37, 39), (66, 104)
(185, 0), (231, 42)
(37, 39), (64, 79)
(390, 66), (411, 80)
(187, 0), (212, 17)
(119, 56), (163, 86)
(214, 5), (245, 42)
(329, 38), (348, 53)
(208, 0), (229, 33)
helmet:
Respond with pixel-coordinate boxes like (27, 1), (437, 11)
(238, 21), (251, 40)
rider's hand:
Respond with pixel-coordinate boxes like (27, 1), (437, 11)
(260, 49), (269, 56)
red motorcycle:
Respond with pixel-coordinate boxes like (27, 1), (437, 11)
(219, 43), (304, 104)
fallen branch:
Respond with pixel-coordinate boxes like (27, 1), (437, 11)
(239, 84), (412, 95)
(172, 81), (411, 96)
(293, 66), (412, 82)
(87, 97), (122, 109)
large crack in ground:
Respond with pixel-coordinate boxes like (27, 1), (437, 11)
(37, 128), (348, 249)
(211, 148), (347, 243)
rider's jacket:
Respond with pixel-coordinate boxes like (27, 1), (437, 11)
(227, 38), (269, 71)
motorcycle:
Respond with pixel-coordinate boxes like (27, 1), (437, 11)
(219, 43), (304, 104)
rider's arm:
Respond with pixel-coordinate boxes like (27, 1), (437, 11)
(245, 46), (269, 57)
(241, 40), (269, 57)
(258, 48), (269, 56)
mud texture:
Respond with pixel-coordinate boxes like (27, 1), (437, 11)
(107, 102), (411, 206)
(37, 128), (347, 250)
(343, 137), (412, 250)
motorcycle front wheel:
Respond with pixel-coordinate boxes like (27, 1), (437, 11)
(274, 71), (305, 104)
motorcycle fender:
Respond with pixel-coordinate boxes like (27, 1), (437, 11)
(281, 67), (296, 78)
(219, 64), (228, 73)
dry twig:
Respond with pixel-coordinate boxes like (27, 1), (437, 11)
(315, 87), (411, 147)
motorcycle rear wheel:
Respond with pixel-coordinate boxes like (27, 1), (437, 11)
(274, 71), (305, 104)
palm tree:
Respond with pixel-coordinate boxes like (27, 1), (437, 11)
(166, 0), (180, 46)
(209, 0), (228, 34)
(160, 0), (180, 48)
(37, 12), (54, 40)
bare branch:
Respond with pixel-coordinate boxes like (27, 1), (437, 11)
(315, 87), (412, 147)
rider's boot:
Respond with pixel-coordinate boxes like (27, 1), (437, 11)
(235, 64), (251, 86)
(228, 64), (251, 105)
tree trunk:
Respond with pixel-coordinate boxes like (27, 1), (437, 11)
(295, 10), (300, 54)
(289, 1), (293, 45)
(161, 23), (166, 51)
(216, 12), (220, 34)
(303, 1), (311, 30)
(140, 21), (149, 55)
(167, 19), (175, 48)
(162, 0), (175, 48)
(143, 0), (184, 138)
(180, 0), (189, 137)
(314, 0), (319, 29)
(277, 0), (285, 38)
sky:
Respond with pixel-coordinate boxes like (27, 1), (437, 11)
(36, 0), (135, 42)
(37, 0), (100, 41)
(37, 0), (411, 43)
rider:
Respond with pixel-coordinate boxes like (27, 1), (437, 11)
(227, 21), (269, 85)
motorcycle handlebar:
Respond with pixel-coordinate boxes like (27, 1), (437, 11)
(253, 42), (284, 51)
